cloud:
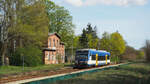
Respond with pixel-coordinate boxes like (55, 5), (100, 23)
(64, 0), (148, 7)
(64, 0), (83, 7)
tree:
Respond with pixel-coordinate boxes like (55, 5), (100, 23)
(145, 40), (150, 62)
(100, 32), (111, 52)
(10, 45), (43, 67)
(12, 0), (49, 47)
(44, 0), (75, 48)
(87, 34), (99, 49)
(87, 34), (93, 48)
(110, 31), (126, 63)
(73, 36), (80, 48)
(0, 0), (49, 66)
(0, 0), (17, 65)
(79, 28), (88, 48)
(79, 23), (99, 49)
(86, 23), (93, 34)
(100, 31), (126, 63)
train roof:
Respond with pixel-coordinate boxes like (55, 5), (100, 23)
(76, 49), (110, 56)
(76, 49), (96, 51)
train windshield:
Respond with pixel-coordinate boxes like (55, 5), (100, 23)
(75, 51), (89, 59)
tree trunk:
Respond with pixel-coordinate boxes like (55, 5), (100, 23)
(1, 42), (7, 66)
(5, 56), (9, 65)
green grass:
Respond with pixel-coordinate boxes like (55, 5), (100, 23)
(0, 63), (71, 76)
(51, 62), (150, 84)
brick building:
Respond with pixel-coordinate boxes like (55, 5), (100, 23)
(43, 33), (65, 64)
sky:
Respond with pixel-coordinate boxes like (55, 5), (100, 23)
(51, 0), (150, 49)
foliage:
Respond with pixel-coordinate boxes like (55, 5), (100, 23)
(87, 34), (99, 49)
(0, 0), (49, 65)
(110, 32), (126, 63)
(0, 0), (17, 65)
(44, 0), (75, 48)
(73, 36), (80, 48)
(9, 0), (49, 47)
(100, 32), (111, 52)
(79, 29), (88, 48)
(110, 32), (126, 56)
(100, 31), (126, 63)
(10, 45), (42, 67)
(79, 23), (99, 49)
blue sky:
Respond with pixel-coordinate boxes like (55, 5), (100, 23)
(51, 0), (150, 49)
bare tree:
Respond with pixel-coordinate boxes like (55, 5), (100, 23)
(0, 0), (17, 65)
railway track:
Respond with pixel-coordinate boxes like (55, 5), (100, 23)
(0, 64), (117, 84)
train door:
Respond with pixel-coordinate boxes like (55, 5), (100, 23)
(96, 54), (98, 66)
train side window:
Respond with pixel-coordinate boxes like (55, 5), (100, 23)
(104, 56), (106, 60)
(107, 56), (109, 59)
(101, 56), (104, 61)
(98, 56), (101, 61)
(99, 56), (103, 61)
(92, 55), (96, 60)
(100, 56), (105, 61)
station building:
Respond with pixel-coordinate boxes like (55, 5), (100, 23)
(43, 33), (65, 64)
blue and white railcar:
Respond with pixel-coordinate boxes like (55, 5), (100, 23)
(74, 49), (110, 68)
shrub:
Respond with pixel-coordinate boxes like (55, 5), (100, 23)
(10, 45), (43, 67)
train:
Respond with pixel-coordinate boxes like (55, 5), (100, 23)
(74, 49), (110, 68)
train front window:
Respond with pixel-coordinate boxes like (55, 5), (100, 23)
(75, 51), (88, 59)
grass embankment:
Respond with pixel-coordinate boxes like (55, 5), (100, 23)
(52, 62), (150, 84)
(0, 63), (71, 76)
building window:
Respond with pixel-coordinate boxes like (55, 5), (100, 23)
(57, 40), (59, 47)
(53, 39), (55, 47)
(49, 39), (51, 47)
(52, 53), (55, 61)
(47, 52), (50, 60)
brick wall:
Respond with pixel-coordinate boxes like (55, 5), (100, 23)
(43, 33), (65, 64)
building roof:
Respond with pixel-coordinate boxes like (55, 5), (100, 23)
(48, 32), (61, 39)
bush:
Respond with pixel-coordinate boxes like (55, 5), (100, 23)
(10, 45), (43, 67)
